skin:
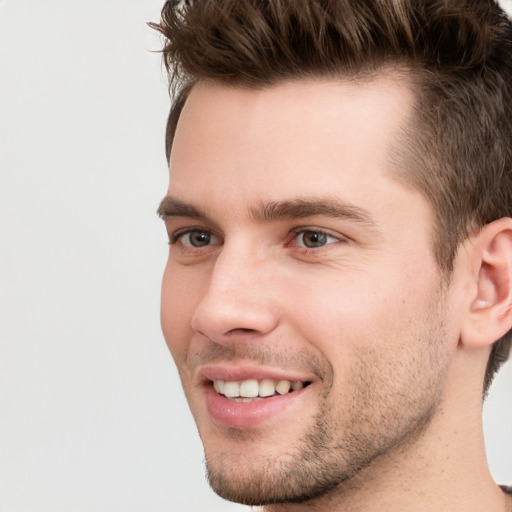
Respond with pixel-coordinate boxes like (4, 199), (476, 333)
(160, 77), (511, 511)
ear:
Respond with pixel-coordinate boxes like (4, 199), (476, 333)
(460, 218), (512, 348)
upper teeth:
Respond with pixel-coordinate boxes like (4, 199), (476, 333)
(213, 379), (304, 398)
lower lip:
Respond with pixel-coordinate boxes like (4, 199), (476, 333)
(204, 385), (308, 428)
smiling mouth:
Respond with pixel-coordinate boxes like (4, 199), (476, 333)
(212, 378), (311, 402)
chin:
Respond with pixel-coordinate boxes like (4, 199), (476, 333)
(205, 450), (346, 506)
(200, 382), (443, 507)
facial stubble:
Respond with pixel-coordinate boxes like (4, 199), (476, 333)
(202, 289), (451, 507)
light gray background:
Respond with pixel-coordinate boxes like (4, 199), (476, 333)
(1, 1), (511, 511)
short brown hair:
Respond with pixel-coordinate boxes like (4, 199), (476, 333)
(150, 0), (512, 393)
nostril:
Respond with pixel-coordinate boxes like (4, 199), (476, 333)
(226, 328), (257, 335)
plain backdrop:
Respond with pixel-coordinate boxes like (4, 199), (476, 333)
(1, 1), (511, 511)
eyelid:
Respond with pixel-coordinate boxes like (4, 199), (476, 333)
(289, 226), (347, 245)
(169, 227), (221, 246)
(167, 224), (347, 250)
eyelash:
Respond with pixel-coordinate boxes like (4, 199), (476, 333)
(168, 228), (219, 247)
(168, 227), (344, 251)
(289, 228), (341, 249)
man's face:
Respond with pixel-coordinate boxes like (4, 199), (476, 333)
(160, 77), (458, 505)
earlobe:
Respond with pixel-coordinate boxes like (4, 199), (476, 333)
(461, 218), (512, 348)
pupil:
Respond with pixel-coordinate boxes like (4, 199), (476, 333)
(191, 232), (210, 246)
(304, 231), (326, 247)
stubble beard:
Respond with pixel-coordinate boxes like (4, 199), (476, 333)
(202, 296), (450, 506)
(205, 378), (445, 507)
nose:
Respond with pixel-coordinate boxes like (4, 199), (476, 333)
(190, 243), (279, 344)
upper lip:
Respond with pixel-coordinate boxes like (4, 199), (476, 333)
(197, 363), (316, 385)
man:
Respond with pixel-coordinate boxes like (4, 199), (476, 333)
(152, 1), (512, 510)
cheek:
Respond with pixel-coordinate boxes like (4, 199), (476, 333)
(160, 263), (203, 362)
(281, 261), (441, 359)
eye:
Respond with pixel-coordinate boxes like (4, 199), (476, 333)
(293, 229), (339, 248)
(171, 229), (220, 248)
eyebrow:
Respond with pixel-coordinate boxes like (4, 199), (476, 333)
(157, 195), (377, 228)
(157, 196), (209, 221)
(250, 198), (376, 226)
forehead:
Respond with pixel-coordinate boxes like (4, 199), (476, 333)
(168, 76), (417, 217)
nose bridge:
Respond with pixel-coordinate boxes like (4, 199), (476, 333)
(191, 238), (278, 341)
